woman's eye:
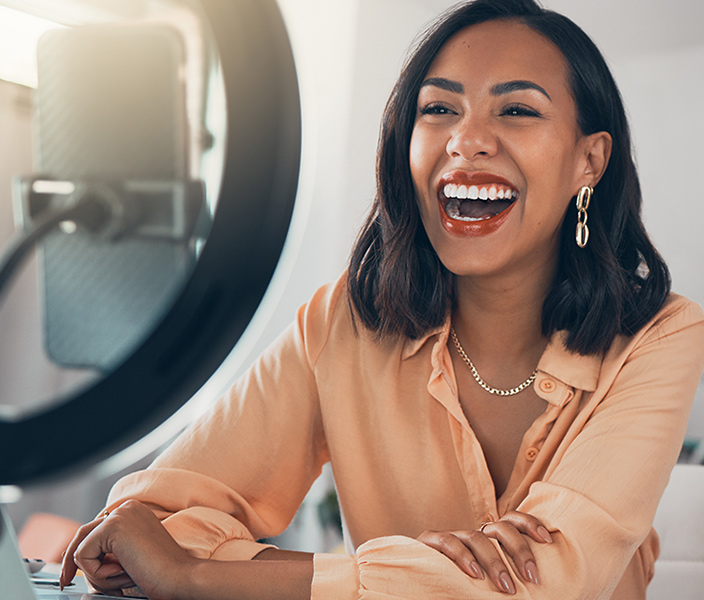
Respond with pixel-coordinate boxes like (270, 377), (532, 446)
(501, 104), (541, 118)
(419, 103), (454, 116)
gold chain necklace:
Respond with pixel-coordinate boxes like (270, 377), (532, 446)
(449, 326), (537, 397)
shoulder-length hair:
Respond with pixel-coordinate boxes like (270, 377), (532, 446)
(346, 0), (670, 355)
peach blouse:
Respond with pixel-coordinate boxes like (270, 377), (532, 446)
(106, 276), (704, 600)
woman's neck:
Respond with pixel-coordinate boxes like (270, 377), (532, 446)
(451, 261), (555, 370)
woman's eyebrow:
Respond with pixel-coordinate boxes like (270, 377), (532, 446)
(419, 77), (464, 94)
(491, 80), (552, 101)
(420, 77), (552, 101)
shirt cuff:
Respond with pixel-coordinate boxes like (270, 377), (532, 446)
(160, 506), (273, 560)
(312, 552), (359, 600)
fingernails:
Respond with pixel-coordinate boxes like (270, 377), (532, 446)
(525, 560), (540, 584)
(469, 561), (484, 579)
(537, 526), (553, 543)
(500, 572), (516, 594)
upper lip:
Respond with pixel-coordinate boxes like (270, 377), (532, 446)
(437, 171), (519, 196)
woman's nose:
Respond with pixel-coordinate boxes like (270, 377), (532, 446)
(445, 115), (498, 160)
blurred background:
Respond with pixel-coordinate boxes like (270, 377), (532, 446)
(0, 0), (702, 555)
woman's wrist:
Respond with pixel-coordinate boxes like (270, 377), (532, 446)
(177, 556), (314, 600)
(176, 557), (215, 600)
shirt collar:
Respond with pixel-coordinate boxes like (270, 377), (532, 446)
(402, 319), (602, 393)
(537, 331), (602, 392)
(402, 322), (447, 360)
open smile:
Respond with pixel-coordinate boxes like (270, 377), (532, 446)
(443, 183), (517, 221)
(436, 172), (519, 236)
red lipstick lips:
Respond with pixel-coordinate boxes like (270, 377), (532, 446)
(437, 171), (518, 237)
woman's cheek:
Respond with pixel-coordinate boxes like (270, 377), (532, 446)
(409, 133), (436, 193)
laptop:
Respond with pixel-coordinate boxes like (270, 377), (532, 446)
(1, 508), (123, 600)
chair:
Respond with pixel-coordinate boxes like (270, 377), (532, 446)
(18, 512), (81, 563)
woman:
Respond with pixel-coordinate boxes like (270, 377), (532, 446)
(61, 0), (704, 598)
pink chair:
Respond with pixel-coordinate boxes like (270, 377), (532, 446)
(18, 512), (81, 563)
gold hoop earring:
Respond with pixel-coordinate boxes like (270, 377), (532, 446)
(575, 186), (592, 248)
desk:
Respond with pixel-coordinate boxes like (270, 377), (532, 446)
(32, 564), (126, 599)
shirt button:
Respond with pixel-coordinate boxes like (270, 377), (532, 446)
(525, 447), (539, 461)
(539, 378), (556, 393)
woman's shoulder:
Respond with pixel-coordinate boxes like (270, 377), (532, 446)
(604, 292), (704, 369)
(297, 272), (351, 335)
(299, 272), (409, 366)
(643, 293), (704, 338)
(294, 272), (357, 364)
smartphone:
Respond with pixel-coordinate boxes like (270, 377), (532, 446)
(32, 23), (196, 370)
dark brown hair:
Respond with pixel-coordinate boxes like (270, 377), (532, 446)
(346, 0), (670, 355)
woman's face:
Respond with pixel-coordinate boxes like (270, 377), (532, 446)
(410, 19), (608, 280)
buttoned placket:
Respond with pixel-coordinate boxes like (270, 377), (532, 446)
(426, 328), (500, 526)
(427, 333), (581, 523)
(499, 372), (585, 515)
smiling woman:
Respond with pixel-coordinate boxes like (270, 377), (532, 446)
(410, 18), (612, 291)
(349, 4), (666, 357)
(58, 1), (704, 600)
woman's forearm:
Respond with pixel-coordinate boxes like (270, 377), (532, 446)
(182, 557), (313, 600)
(62, 501), (315, 600)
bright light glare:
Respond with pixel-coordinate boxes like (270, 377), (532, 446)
(0, 6), (65, 88)
(32, 180), (77, 195)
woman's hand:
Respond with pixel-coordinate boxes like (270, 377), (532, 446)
(60, 499), (194, 598)
(417, 511), (553, 594)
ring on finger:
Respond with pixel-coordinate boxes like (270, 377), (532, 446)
(478, 521), (494, 533)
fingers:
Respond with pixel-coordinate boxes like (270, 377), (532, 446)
(60, 511), (133, 595)
(453, 530), (517, 594)
(419, 529), (515, 594)
(60, 516), (106, 590)
(417, 511), (554, 594)
(89, 567), (133, 597)
(70, 499), (191, 600)
(73, 520), (122, 591)
(417, 530), (484, 580)
(480, 521), (540, 585)
(85, 555), (136, 594)
(74, 548), (133, 595)
(499, 511), (554, 545)
(478, 511), (553, 587)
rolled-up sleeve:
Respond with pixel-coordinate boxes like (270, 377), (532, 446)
(105, 282), (341, 560)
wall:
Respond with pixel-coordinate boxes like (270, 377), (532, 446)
(613, 42), (704, 440)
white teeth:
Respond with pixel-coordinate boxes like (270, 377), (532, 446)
(442, 182), (518, 201)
